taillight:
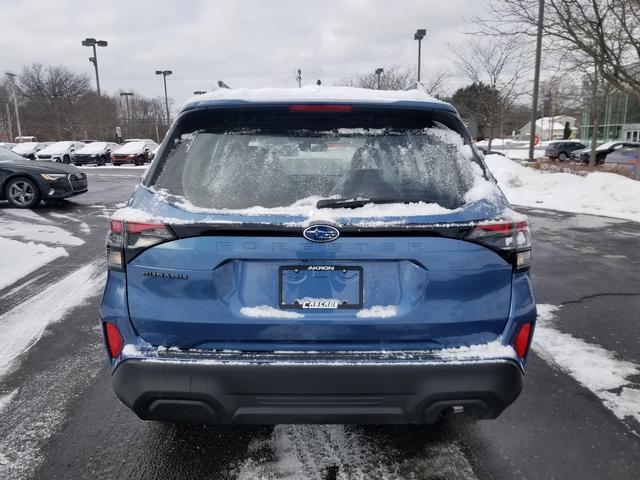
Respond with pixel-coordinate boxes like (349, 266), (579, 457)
(289, 104), (353, 112)
(513, 323), (532, 359)
(466, 220), (531, 271)
(104, 322), (123, 358)
(106, 219), (175, 271)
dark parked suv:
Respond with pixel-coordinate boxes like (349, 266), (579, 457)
(544, 141), (586, 161)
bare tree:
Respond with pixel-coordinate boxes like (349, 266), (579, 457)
(452, 36), (529, 150)
(338, 64), (450, 97)
(474, 0), (640, 101)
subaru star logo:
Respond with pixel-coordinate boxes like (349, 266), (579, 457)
(303, 225), (340, 243)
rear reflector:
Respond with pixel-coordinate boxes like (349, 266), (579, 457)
(289, 104), (353, 112)
(104, 322), (124, 358)
(514, 323), (532, 359)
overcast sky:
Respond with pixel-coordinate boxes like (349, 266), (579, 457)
(2, 0), (492, 108)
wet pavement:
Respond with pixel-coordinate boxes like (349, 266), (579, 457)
(0, 168), (639, 479)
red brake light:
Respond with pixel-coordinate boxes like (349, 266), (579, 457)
(104, 322), (123, 358)
(126, 222), (169, 235)
(110, 219), (123, 233)
(289, 104), (353, 112)
(474, 223), (512, 235)
(466, 220), (532, 271)
(106, 218), (175, 271)
(514, 323), (532, 359)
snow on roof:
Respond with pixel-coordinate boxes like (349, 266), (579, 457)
(39, 141), (82, 154)
(182, 85), (451, 112)
(534, 118), (566, 130)
(114, 141), (146, 154)
(11, 142), (39, 153)
(76, 142), (110, 154)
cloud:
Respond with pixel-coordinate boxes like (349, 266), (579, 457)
(1, 0), (490, 107)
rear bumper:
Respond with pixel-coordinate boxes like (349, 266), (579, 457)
(112, 355), (523, 424)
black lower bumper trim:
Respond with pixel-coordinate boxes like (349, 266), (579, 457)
(112, 358), (523, 424)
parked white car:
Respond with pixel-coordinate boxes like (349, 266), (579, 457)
(35, 141), (85, 163)
(72, 142), (120, 166)
(111, 140), (158, 166)
(12, 142), (53, 160)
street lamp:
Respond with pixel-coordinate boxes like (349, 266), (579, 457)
(155, 70), (172, 124)
(375, 68), (384, 90)
(5, 72), (22, 141)
(81, 37), (108, 97)
(413, 29), (426, 83)
(120, 91), (134, 129)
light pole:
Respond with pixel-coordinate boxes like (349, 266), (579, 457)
(5, 72), (22, 141)
(414, 29), (426, 83)
(120, 91), (134, 135)
(155, 70), (172, 125)
(81, 38), (108, 97)
(375, 68), (384, 89)
(528, 0), (544, 162)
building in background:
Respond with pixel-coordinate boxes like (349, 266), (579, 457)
(579, 88), (640, 143)
(518, 115), (576, 141)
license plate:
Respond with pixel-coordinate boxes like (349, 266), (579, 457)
(279, 265), (363, 309)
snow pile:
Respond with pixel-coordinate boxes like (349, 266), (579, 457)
(533, 304), (640, 425)
(485, 154), (640, 222)
(356, 305), (398, 318)
(0, 238), (68, 291)
(240, 305), (303, 319)
(184, 85), (447, 109)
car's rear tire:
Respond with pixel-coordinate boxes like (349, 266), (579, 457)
(63, 155), (70, 164)
(135, 155), (144, 166)
(558, 152), (568, 161)
(99, 155), (107, 166)
(4, 177), (41, 209)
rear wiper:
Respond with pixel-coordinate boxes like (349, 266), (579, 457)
(316, 198), (422, 209)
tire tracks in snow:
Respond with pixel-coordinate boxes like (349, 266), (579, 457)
(235, 424), (478, 480)
(0, 261), (107, 479)
(0, 260), (105, 378)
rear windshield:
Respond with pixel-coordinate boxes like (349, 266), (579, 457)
(150, 109), (484, 211)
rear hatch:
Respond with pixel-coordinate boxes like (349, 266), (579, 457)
(112, 103), (529, 350)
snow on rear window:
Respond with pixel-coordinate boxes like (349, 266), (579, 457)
(152, 126), (493, 213)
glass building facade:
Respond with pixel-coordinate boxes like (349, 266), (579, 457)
(580, 89), (640, 143)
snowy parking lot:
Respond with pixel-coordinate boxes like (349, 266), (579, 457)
(1, 162), (639, 480)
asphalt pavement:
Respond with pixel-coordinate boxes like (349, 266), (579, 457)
(0, 167), (638, 480)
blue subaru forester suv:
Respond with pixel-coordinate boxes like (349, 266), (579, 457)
(100, 87), (536, 425)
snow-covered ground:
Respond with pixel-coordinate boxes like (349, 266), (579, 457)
(0, 210), (86, 291)
(534, 305), (640, 427)
(0, 238), (67, 291)
(0, 261), (105, 378)
(485, 154), (640, 222)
